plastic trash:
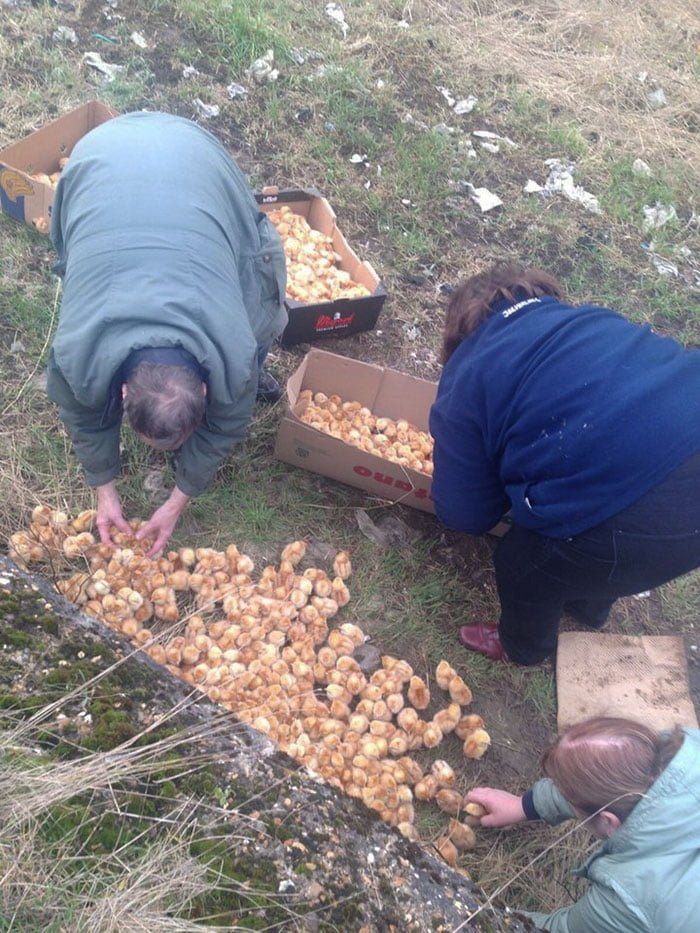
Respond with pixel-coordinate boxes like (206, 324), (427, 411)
(192, 98), (220, 119)
(465, 183), (503, 212)
(642, 202), (677, 231)
(325, 2), (349, 38)
(543, 159), (600, 214)
(52, 26), (78, 44)
(245, 49), (279, 84)
(632, 158), (652, 176)
(82, 51), (124, 82)
(227, 83), (247, 98)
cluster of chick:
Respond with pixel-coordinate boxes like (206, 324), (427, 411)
(9, 505), (490, 867)
(28, 155), (69, 234)
(29, 154), (69, 190)
(298, 391), (435, 477)
(267, 205), (371, 304)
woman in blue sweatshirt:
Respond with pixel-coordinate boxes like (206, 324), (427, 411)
(429, 264), (700, 664)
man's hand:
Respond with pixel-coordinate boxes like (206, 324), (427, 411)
(136, 486), (191, 557)
(95, 482), (132, 546)
(464, 788), (527, 828)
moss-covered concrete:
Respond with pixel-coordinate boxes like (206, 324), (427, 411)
(0, 556), (535, 932)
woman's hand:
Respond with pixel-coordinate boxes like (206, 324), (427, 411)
(464, 788), (527, 828)
(136, 487), (190, 557)
(95, 482), (132, 546)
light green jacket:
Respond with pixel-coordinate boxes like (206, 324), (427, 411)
(523, 727), (700, 932)
(48, 112), (287, 496)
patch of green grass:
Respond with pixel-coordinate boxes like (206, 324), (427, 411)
(601, 157), (681, 226)
(100, 60), (156, 111)
(168, 0), (293, 72)
(519, 668), (557, 722)
(543, 125), (590, 160)
(658, 571), (700, 632)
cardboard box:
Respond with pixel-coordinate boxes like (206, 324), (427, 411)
(0, 101), (116, 233)
(256, 187), (387, 346)
(275, 348), (436, 512)
(275, 348), (513, 536)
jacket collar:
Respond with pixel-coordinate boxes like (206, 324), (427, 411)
(102, 346), (210, 426)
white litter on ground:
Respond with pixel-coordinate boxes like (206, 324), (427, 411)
(642, 202), (677, 231)
(632, 158), (652, 176)
(326, 3), (349, 38)
(246, 49), (279, 83)
(82, 52), (124, 82)
(53, 26), (78, 44)
(192, 99), (220, 119)
(227, 83), (248, 98)
(454, 96), (478, 115)
(543, 159), (601, 214)
(647, 87), (667, 109)
(465, 183), (503, 212)
(472, 129), (517, 148)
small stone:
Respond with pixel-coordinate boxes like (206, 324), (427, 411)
(353, 642), (381, 675)
(632, 158), (651, 177)
(305, 880), (324, 901)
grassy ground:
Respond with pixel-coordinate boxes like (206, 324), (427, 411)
(1, 0), (698, 924)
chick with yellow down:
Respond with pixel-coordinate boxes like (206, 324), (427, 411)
(267, 206), (371, 303)
(12, 506), (493, 868)
(298, 391), (434, 477)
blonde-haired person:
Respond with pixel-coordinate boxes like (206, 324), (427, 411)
(466, 717), (700, 932)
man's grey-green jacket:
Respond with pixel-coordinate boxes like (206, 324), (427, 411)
(523, 727), (700, 932)
(48, 111), (287, 496)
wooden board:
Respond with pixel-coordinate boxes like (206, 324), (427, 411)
(556, 632), (698, 731)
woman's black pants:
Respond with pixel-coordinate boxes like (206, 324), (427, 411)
(493, 451), (700, 665)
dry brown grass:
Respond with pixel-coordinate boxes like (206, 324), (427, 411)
(423, 0), (700, 169)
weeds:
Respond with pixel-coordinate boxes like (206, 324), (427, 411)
(0, 0), (698, 923)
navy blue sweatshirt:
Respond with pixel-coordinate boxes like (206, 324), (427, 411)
(429, 295), (700, 539)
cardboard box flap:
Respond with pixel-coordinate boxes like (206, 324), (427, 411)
(288, 349), (436, 431)
(293, 349), (386, 408)
(0, 101), (116, 175)
(374, 369), (437, 432)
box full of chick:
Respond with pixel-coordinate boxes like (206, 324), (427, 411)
(9, 506), (491, 869)
(297, 390), (434, 477)
(267, 204), (371, 305)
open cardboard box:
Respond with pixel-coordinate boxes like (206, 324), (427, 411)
(256, 187), (387, 346)
(0, 101), (117, 234)
(275, 349), (512, 536)
(274, 348), (435, 510)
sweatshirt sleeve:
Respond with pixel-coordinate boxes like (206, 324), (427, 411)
(174, 381), (257, 497)
(429, 408), (509, 535)
(522, 882), (651, 933)
(46, 350), (122, 487)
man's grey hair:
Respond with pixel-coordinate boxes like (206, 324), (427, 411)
(123, 362), (205, 449)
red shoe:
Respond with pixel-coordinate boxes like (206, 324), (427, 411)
(458, 624), (507, 661)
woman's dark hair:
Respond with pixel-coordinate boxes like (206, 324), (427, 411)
(123, 363), (205, 450)
(542, 717), (685, 822)
(441, 263), (565, 362)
